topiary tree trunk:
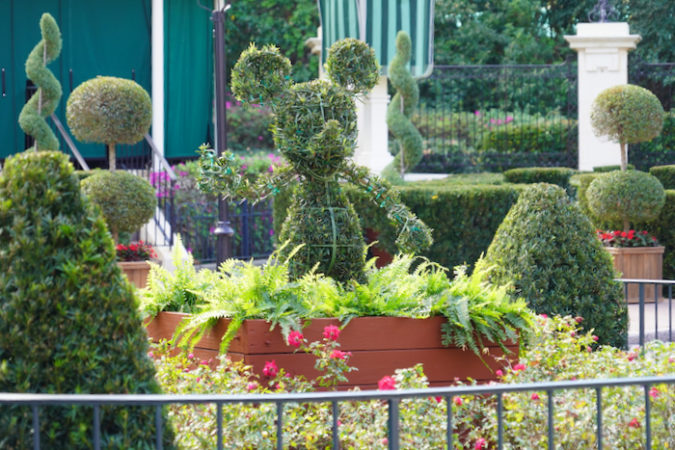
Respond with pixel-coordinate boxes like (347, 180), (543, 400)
(382, 31), (423, 183)
(18, 13), (62, 152)
(0, 151), (174, 448)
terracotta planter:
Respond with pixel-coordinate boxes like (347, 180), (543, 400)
(144, 312), (518, 389)
(606, 246), (665, 303)
(118, 261), (151, 289)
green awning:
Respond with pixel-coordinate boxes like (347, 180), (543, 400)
(318, 0), (434, 78)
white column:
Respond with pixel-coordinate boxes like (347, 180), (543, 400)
(565, 23), (640, 171)
(354, 76), (393, 175)
(151, 0), (165, 165)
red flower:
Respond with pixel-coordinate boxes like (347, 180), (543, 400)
(592, 335), (599, 342)
(323, 325), (341, 341)
(513, 363), (526, 371)
(246, 382), (257, 391)
(378, 376), (396, 390)
(649, 387), (659, 399)
(330, 350), (348, 360)
(628, 418), (640, 428)
(287, 330), (304, 348)
(495, 369), (504, 377)
(627, 353), (637, 362)
(454, 397), (463, 406)
(531, 392), (540, 401)
(262, 360), (278, 377)
(475, 437), (487, 449)
(575, 316), (583, 323)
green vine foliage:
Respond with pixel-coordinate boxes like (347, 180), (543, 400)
(383, 31), (424, 183)
(18, 13), (62, 151)
(198, 38), (432, 283)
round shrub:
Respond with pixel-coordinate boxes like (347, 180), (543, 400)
(0, 151), (173, 447)
(81, 170), (157, 241)
(649, 164), (675, 190)
(503, 167), (576, 192)
(478, 183), (626, 347)
(586, 170), (665, 229)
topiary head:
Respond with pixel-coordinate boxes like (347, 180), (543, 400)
(591, 84), (664, 146)
(587, 170), (665, 229)
(66, 76), (152, 146)
(80, 171), (157, 241)
(231, 39), (379, 180)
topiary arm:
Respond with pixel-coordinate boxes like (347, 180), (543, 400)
(196, 146), (295, 203)
(18, 13), (62, 151)
(341, 160), (433, 254)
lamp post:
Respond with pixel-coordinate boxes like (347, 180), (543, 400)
(211, 1), (234, 266)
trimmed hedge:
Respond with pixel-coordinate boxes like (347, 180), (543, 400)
(503, 167), (576, 193)
(479, 121), (576, 154)
(274, 180), (523, 271)
(593, 164), (635, 172)
(650, 165), (675, 190)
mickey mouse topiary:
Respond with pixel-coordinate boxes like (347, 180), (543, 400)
(0, 151), (173, 448)
(198, 39), (432, 282)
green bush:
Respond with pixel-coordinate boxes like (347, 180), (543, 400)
(0, 151), (173, 448)
(637, 110), (675, 162)
(649, 164), (675, 189)
(479, 120), (576, 154)
(226, 99), (275, 152)
(503, 167), (576, 193)
(67, 76), (152, 170)
(478, 183), (627, 347)
(652, 190), (675, 279)
(586, 170), (665, 230)
(593, 164), (635, 172)
(81, 170), (157, 242)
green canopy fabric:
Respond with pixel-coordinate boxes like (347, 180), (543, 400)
(318, 0), (434, 78)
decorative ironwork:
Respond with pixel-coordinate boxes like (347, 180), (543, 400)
(588, 0), (620, 23)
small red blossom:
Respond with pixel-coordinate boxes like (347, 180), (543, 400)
(649, 387), (659, 399)
(246, 382), (257, 391)
(330, 350), (348, 360)
(188, 353), (195, 359)
(378, 376), (396, 390)
(454, 397), (463, 406)
(513, 363), (526, 371)
(287, 330), (304, 348)
(539, 313), (548, 319)
(628, 418), (640, 428)
(531, 393), (540, 401)
(433, 396), (442, 404)
(323, 324), (341, 341)
(592, 335), (599, 342)
(495, 369), (504, 377)
(475, 437), (487, 449)
(627, 353), (637, 362)
(263, 360), (278, 377)
(575, 316), (583, 323)
(200, 360), (209, 366)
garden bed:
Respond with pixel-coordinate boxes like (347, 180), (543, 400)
(145, 311), (518, 389)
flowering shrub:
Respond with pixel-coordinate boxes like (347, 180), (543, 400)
(116, 241), (156, 261)
(153, 315), (675, 449)
(597, 229), (660, 248)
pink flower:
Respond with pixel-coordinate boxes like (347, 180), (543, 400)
(669, 357), (674, 364)
(505, 115), (514, 123)
(246, 382), (257, 391)
(475, 437), (487, 449)
(495, 369), (504, 377)
(188, 353), (195, 359)
(531, 392), (540, 401)
(575, 316), (583, 323)
(628, 418), (640, 428)
(263, 360), (278, 377)
(269, 229), (274, 236)
(539, 313), (548, 319)
(649, 387), (659, 399)
(490, 118), (497, 124)
(330, 350), (348, 360)
(287, 330), (304, 348)
(323, 325), (341, 341)
(592, 335), (599, 342)
(433, 396), (442, 403)
(257, 135), (264, 141)
(200, 360), (209, 366)
(454, 397), (463, 406)
(474, 110), (481, 116)
(513, 363), (526, 371)
(627, 353), (637, 362)
(378, 376), (396, 390)
(225, 101), (232, 109)
(147, 351), (154, 358)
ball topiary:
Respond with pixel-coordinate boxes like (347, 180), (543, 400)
(66, 76), (152, 170)
(81, 170), (157, 243)
(478, 183), (626, 347)
(197, 38), (432, 283)
(0, 151), (174, 448)
(18, 13), (62, 151)
(382, 31), (424, 183)
(591, 84), (664, 171)
(586, 170), (666, 232)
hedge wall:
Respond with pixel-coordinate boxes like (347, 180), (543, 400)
(273, 180), (523, 271)
(503, 167), (576, 193)
(650, 165), (675, 190)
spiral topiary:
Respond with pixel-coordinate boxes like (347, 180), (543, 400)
(382, 31), (424, 183)
(18, 13), (62, 151)
(197, 38), (433, 283)
(0, 151), (174, 448)
(66, 76), (152, 170)
(591, 84), (664, 171)
(81, 170), (157, 243)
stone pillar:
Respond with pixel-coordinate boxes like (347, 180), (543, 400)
(353, 76), (393, 174)
(565, 23), (641, 171)
(151, 0), (164, 167)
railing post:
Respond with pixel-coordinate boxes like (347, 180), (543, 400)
(497, 392), (504, 449)
(32, 405), (40, 450)
(93, 404), (101, 450)
(155, 405), (163, 450)
(276, 402), (284, 450)
(446, 396), (453, 449)
(596, 387), (603, 449)
(644, 384), (651, 450)
(547, 390), (554, 449)
(331, 401), (339, 449)
(387, 398), (400, 449)
(639, 283), (645, 347)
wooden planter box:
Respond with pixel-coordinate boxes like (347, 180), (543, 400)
(144, 312), (518, 389)
(118, 261), (151, 289)
(607, 246), (665, 303)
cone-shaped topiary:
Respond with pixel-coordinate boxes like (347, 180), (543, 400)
(197, 38), (432, 283)
(587, 170), (665, 232)
(0, 151), (174, 448)
(477, 183), (626, 347)
(81, 170), (157, 243)
(382, 31), (424, 183)
(591, 84), (664, 172)
(18, 13), (62, 151)
(66, 76), (152, 170)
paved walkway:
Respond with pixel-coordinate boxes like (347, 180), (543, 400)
(627, 298), (675, 345)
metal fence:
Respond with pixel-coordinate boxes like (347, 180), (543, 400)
(622, 279), (675, 347)
(2, 375), (674, 449)
(412, 61), (578, 173)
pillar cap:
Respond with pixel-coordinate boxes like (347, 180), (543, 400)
(565, 22), (641, 50)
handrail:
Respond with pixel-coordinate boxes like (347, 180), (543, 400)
(49, 114), (89, 171)
(144, 133), (176, 180)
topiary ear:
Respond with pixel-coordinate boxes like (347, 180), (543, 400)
(326, 38), (379, 95)
(231, 44), (292, 105)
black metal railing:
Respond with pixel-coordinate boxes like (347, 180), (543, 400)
(2, 375), (674, 449)
(412, 61), (578, 173)
(621, 279), (675, 347)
